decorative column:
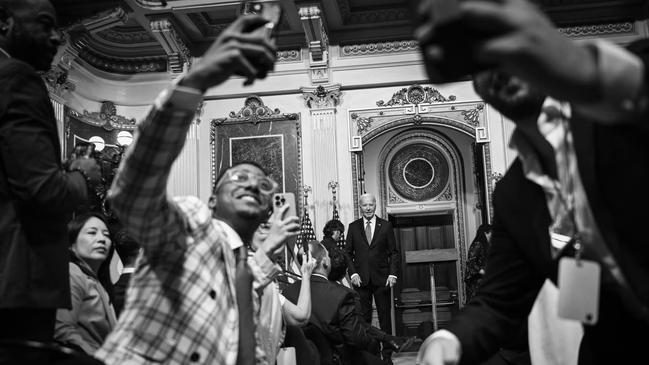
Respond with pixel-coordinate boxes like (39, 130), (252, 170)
(301, 84), (342, 237)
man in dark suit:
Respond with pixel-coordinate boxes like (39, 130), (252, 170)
(345, 193), (399, 335)
(0, 0), (101, 345)
(414, 1), (649, 364)
(284, 241), (384, 365)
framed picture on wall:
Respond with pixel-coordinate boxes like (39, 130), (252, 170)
(210, 95), (303, 210)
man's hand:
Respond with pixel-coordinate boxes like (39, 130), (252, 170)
(385, 275), (397, 288)
(350, 273), (362, 287)
(260, 204), (300, 256)
(180, 15), (276, 92)
(300, 252), (316, 279)
(68, 157), (101, 185)
(415, 0), (599, 103)
(416, 333), (462, 365)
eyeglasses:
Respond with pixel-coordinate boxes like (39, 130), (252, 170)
(217, 169), (278, 195)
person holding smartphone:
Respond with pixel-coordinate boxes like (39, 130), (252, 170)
(95, 12), (288, 365)
(0, 0), (101, 353)
(414, 1), (649, 364)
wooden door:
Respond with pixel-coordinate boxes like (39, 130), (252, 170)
(389, 214), (460, 339)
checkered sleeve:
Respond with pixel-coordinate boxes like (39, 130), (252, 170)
(108, 85), (203, 251)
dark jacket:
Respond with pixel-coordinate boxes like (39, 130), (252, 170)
(283, 275), (379, 356)
(446, 105), (649, 365)
(345, 216), (399, 285)
(0, 54), (88, 308)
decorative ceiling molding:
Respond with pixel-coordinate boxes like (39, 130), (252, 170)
(187, 12), (230, 37)
(558, 21), (635, 37)
(301, 84), (342, 109)
(79, 7), (128, 34)
(96, 26), (156, 44)
(340, 40), (419, 57)
(336, 0), (410, 25)
(299, 5), (330, 83)
(78, 43), (167, 74)
(377, 85), (456, 107)
(211, 96), (299, 125)
(149, 17), (192, 73)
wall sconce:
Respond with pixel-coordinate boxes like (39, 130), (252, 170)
(117, 131), (133, 146)
(88, 136), (105, 151)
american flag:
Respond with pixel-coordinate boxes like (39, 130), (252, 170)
(285, 205), (316, 278)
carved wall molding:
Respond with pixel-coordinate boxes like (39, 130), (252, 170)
(187, 13), (230, 37)
(340, 40), (419, 57)
(66, 101), (137, 134)
(299, 5), (330, 83)
(71, 7), (128, 34)
(377, 85), (456, 107)
(211, 95), (299, 127)
(277, 49), (302, 62)
(460, 104), (484, 126)
(558, 22), (635, 37)
(77, 38), (167, 74)
(301, 84), (342, 109)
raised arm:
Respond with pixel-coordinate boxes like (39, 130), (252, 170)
(282, 252), (316, 326)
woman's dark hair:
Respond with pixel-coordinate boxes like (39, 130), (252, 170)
(323, 219), (344, 238)
(327, 247), (348, 282)
(68, 212), (115, 300)
(475, 223), (492, 242)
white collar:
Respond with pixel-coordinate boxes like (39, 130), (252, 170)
(364, 216), (376, 225)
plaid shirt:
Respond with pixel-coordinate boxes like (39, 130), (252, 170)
(95, 85), (280, 364)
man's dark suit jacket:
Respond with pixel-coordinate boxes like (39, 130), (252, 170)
(345, 217), (399, 285)
(283, 275), (379, 357)
(445, 43), (649, 365)
(0, 54), (88, 309)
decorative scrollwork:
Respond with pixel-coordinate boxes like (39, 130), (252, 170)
(351, 113), (372, 134)
(211, 95), (298, 125)
(69, 101), (136, 131)
(461, 104), (484, 126)
(303, 85), (341, 109)
(376, 85), (456, 107)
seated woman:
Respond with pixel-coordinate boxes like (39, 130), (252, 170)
(55, 213), (117, 354)
(250, 204), (317, 364)
(321, 219), (344, 252)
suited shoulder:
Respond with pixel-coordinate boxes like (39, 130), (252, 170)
(0, 58), (46, 94)
(0, 57), (39, 79)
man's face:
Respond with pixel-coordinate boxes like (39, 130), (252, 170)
(213, 163), (272, 227)
(2, 0), (61, 70)
(359, 195), (376, 220)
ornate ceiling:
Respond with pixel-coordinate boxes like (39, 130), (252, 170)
(51, 0), (649, 75)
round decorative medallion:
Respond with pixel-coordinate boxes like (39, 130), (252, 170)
(388, 143), (450, 201)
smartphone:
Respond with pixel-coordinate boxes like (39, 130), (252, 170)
(272, 192), (296, 219)
(241, 1), (282, 42)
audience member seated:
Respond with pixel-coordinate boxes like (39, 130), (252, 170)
(327, 247), (416, 356)
(284, 242), (385, 365)
(54, 213), (117, 355)
(111, 231), (140, 317)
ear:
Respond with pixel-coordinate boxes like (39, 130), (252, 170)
(208, 195), (217, 210)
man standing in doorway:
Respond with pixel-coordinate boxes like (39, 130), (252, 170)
(345, 193), (400, 361)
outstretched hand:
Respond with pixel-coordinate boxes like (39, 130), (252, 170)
(260, 204), (300, 256)
(180, 14), (277, 92)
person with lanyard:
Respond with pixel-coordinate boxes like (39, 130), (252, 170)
(414, 0), (649, 364)
(95, 14), (291, 365)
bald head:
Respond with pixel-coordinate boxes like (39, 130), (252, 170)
(0, 0), (60, 70)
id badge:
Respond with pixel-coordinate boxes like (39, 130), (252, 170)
(557, 257), (600, 325)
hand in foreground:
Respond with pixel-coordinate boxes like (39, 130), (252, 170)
(350, 274), (362, 287)
(415, 0), (598, 103)
(68, 157), (102, 185)
(260, 204), (300, 256)
(300, 252), (316, 279)
(180, 14), (276, 91)
(385, 276), (396, 288)
(416, 334), (461, 365)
